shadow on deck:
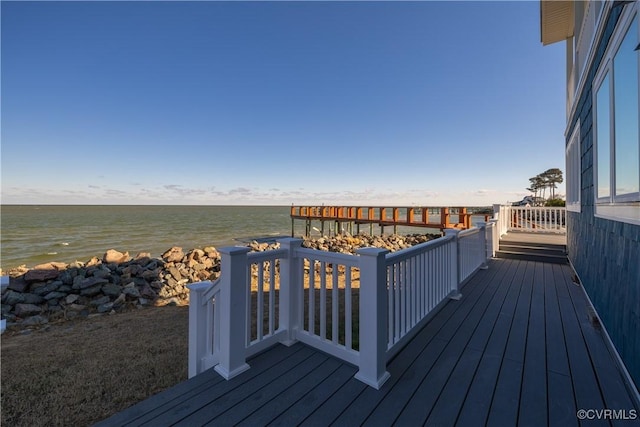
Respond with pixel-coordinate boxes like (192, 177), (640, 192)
(97, 258), (639, 426)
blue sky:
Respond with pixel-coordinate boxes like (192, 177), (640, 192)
(1, 1), (566, 206)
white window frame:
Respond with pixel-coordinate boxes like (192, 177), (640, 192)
(592, 3), (640, 225)
(566, 121), (581, 213)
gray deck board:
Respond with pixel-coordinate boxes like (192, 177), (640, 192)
(519, 262), (548, 427)
(97, 256), (639, 427)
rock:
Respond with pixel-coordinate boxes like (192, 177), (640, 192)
(90, 296), (111, 306)
(24, 269), (60, 283)
(134, 252), (152, 261)
(66, 294), (80, 304)
(58, 270), (75, 285)
(91, 269), (111, 279)
(33, 261), (68, 271)
(44, 291), (67, 301)
(154, 297), (183, 307)
(7, 277), (28, 293)
(1, 304), (12, 315)
(21, 315), (49, 326)
(22, 293), (45, 304)
(2, 290), (25, 306)
(97, 302), (114, 313)
(67, 303), (87, 312)
(123, 286), (141, 299)
(162, 247), (184, 263)
(120, 265), (141, 277)
(14, 303), (42, 317)
(86, 257), (101, 267)
(204, 247), (219, 258)
(103, 249), (130, 264)
(113, 293), (126, 307)
(79, 277), (109, 289)
(80, 284), (102, 296)
(101, 283), (121, 297)
(169, 267), (182, 281)
(139, 284), (157, 299)
(31, 281), (61, 296)
(141, 269), (160, 281)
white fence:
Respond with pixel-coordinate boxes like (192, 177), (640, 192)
(496, 205), (566, 235)
(188, 223), (494, 389)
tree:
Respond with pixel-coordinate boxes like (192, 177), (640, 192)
(526, 168), (564, 201)
(543, 168), (563, 199)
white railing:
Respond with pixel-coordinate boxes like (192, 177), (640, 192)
(486, 219), (500, 258)
(188, 246), (292, 379)
(295, 246), (361, 365)
(189, 224), (494, 389)
(456, 226), (489, 284)
(384, 235), (457, 360)
(495, 205), (566, 234)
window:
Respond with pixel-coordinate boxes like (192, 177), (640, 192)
(566, 122), (581, 212)
(592, 4), (640, 225)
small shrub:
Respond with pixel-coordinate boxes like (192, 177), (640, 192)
(545, 198), (566, 207)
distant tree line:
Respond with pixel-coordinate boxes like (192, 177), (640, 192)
(526, 168), (564, 204)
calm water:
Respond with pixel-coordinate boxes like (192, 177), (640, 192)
(0, 205), (294, 270)
(0, 205), (461, 270)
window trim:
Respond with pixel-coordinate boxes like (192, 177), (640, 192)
(592, 3), (640, 226)
(566, 121), (581, 213)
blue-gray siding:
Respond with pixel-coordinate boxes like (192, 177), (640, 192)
(566, 5), (640, 388)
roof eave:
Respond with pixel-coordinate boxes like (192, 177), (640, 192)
(540, 0), (575, 45)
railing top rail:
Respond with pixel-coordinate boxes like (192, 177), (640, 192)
(191, 278), (221, 304)
(458, 226), (481, 238)
(247, 248), (288, 263)
(385, 235), (454, 264)
(294, 246), (361, 267)
(509, 206), (566, 210)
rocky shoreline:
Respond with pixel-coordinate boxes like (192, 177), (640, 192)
(1, 233), (438, 330)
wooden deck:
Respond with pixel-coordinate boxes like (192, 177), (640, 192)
(97, 258), (639, 426)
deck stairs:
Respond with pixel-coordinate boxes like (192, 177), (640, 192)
(496, 231), (568, 264)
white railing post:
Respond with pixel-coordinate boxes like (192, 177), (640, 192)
(443, 229), (462, 300)
(278, 238), (303, 346)
(188, 281), (214, 378)
(488, 219), (499, 257)
(355, 247), (390, 390)
(477, 222), (489, 270)
(215, 246), (251, 380)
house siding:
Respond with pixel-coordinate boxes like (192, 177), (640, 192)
(566, 5), (640, 388)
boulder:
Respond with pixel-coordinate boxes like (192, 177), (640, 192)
(2, 290), (25, 306)
(90, 296), (111, 306)
(103, 249), (130, 264)
(7, 277), (28, 293)
(22, 293), (45, 305)
(101, 283), (121, 297)
(162, 247), (184, 263)
(169, 267), (182, 281)
(97, 302), (114, 313)
(79, 277), (108, 289)
(24, 269), (60, 283)
(14, 303), (42, 317)
(33, 262), (68, 271)
(21, 315), (49, 326)
(80, 284), (102, 297)
(44, 291), (67, 301)
(65, 294), (80, 304)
